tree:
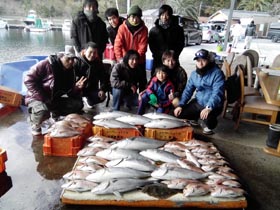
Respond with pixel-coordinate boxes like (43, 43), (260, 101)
(237, 0), (272, 11)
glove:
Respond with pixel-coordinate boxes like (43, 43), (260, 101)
(148, 94), (158, 106)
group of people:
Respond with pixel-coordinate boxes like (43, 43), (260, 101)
(24, 0), (225, 136)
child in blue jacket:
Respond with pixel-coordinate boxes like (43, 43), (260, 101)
(137, 65), (174, 114)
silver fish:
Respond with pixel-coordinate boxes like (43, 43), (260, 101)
(87, 135), (116, 143)
(93, 118), (138, 129)
(116, 114), (151, 126)
(77, 147), (103, 157)
(177, 158), (204, 173)
(48, 120), (81, 137)
(105, 158), (156, 171)
(61, 180), (98, 192)
(110, 136), (166, 150)
(91, 178), (156, 197)
(151, 167), (208, 180)
(78, 156), (108, 166)
(211, 186), (245, 198)
(96, 148), (144, 160)
(86, 167), (150, 182)
(183, 183), (210, 197)
(161, 178), (200, 190)
(185, 149), (201, 168)
(64, 113), (90, 128)
(93, 111), (129, 120)
(144, 118), (189, 129)
(63, 170), (91, 180)
(75, 163), (103, 172)
(140, 149), (180, 163)
(143, 112), (186, 121)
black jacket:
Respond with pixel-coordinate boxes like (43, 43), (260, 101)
(71, 11), (108, 58)
(107, 16), (125, 45)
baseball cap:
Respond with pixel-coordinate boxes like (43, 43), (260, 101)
(193, 49), (209, 60)
(60, 45), (77, 58)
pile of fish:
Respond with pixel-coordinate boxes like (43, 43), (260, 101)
(61, 135), (245, 199)
(92, 111), (190, 129)
(47, 114), (91, 138)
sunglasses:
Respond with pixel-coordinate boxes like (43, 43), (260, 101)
(195, 51), (208, 58)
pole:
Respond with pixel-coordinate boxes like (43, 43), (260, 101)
(127, 0), (131, 14)
(223, 0), (235, 51)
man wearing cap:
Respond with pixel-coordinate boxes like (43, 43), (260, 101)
(24, 46), (86, 135)
(174, 49), (225, 135)
(71, 0), (108, 59)
(148, 4), (185, 77)
(114, 5), (148, 92)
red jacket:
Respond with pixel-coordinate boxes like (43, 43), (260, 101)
(114, 21), (148, 64)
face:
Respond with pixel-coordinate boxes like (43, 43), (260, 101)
(160, 11), (170, 24)
(128, 55), (139, 69)
(128, 15), (141, 25)
(196, 58), (208, 69)
(84, 47), (98, 61)
(163, 57), (176, 69)
(156, 70), (167, 82)
(61, 56), (75, 70)
(84, 4), (97, 12)
(107, 15), (119, 28)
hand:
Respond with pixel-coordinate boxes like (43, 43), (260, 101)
(76, 76), (87, 89)
(174, 107), (182, 117)
(131, 85), (137, 94)
(168, 90), (174, 100)
(200, 108), (211, 120)
(98, 90), (106, 100)
(138, 90), (145, 101)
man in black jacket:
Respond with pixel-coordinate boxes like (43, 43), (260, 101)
(71, 0), (108, 59)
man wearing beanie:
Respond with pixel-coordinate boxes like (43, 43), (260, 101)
(114, 5), (148, 92)
(71, 0), (108, 59)
(149, 4), (185, 77)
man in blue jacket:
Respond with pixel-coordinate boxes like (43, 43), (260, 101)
(174, 49), (225, 135)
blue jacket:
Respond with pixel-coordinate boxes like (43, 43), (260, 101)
(179, 65), (225, 110)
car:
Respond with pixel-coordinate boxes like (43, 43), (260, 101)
(267, 22), (280, 43)
(200, 23), (221, 43)
(178, 16), (202, 46)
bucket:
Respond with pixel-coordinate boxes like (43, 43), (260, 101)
(266, 124), (280, 149)
(146, 59), (153, 71)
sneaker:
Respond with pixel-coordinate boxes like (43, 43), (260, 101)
(189, 120), (199, 126)
(83, 97), (93, 109)
(203, 127), (214, 135)
(31, 124), (42, 136)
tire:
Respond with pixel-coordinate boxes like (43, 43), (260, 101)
(272, 36), (278, 43)
(185, 36), (189, 46)
(196, 36), (202, 45)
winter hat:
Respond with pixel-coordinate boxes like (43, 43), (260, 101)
(60, 45), (76, 58)
(193, 49), (209, 60)
(128, 5), (142, 17)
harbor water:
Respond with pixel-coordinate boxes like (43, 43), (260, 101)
(0, 29), (72, 64)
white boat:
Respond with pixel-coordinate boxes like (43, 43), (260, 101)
(24, 10), (37, 25)
(26, 18), (51, 32)
(0, 18), (8, 29)
(62, 19), (72, 31)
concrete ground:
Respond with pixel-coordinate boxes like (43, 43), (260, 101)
(1, 39), (280, 210)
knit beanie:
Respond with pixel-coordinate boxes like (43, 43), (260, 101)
(128, 5), (142, 17)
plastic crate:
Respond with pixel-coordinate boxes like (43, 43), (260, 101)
(0, 86), (22, 107)
(144, 126), (194, 141)
(92, 126), (142, 140)
(43, 134), (85, 157)
(0, 148), (8, 173)
(76, 122), (93, 139)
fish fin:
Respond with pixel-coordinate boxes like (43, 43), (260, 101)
(113, 191), (122, 199)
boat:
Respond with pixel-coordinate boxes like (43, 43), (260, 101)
(23, 10), (37, 25)
(26, 18), (52, 32)
(0, 18), (8, 29)
(62, 19), (72, 32)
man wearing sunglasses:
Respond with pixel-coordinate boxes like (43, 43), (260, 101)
(174, 49), (225, 135)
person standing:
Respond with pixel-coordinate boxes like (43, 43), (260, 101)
(244, 20), (256, 49)
(105, 7), (125, 45)
(148, 4), (185, 77)
(75, 42), (110, 108)
(71, 0), (108, 59)
(231, 20), (243, 48)
(114, 5), (148, 92)
(137, 65), (174, 115)
(24, 46), (85, 135)
(174, 49), (225, 135)
(110, 50), (143, 111)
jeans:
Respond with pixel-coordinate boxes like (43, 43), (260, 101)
(112, 88), (138, 111)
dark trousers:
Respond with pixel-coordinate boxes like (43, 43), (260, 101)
(177, 99), (223, 129)
(84, 89), (106, 106)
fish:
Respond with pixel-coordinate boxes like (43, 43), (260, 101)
(64, 113), (90, 128)
(115, 114), (151, 126)
(78, 156), (108, 166)
(177, 158), (204, 173)
(62, 170), (91, 180)
(191, 146), (218, 154)
(144, 118), (189, 129)
(221, 180), (241, 188)
(75, 163), (103, 172)
(143, 112), (186, 122)
(87, 141), (112, 149)
(180, 139), (213, 147)
(96, 148), (144, 160)
(87, 135), (116, 143)
(151, 167), (208, 180)
(185, 149), (201, 168)
(93, 118), (138, 129)
(161, 178), (200, 190)
(77, 147), (103, 157)
(61, 180), (98, 192)
(161, 147), (186, 157)
(198, 158), (228, 166)
(110, 136), (166, 150)
(105, 158), (156, 171)
(86, 167), (150, 182)
(93, 111), (129, 120)
(91, 178), (156, 197)
(183, 183), (210, 197)
(140, 149), (180, 163)
(211, 186), (245, 198)
(48, 120), (81, 137)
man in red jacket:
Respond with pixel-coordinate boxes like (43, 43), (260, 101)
(114, 5), (148, 92)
